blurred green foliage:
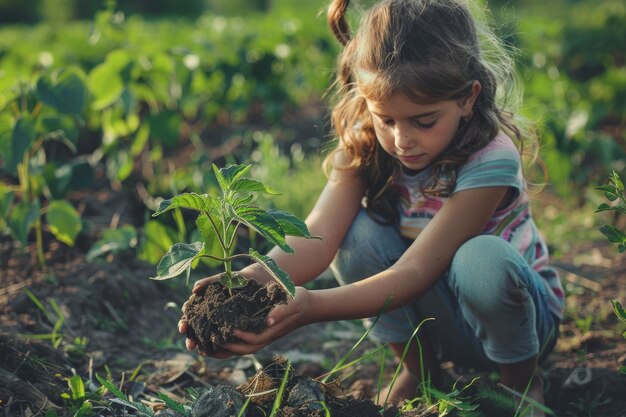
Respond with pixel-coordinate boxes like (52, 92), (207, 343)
(0, 0), (623, 264)
(511, 0), (626, 195)
(0, 0), (320, 23)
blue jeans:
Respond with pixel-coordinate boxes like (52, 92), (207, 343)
(331, 209), (559, 369)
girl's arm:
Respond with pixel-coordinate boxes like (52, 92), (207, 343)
(227, 153), (366, 286)
(309, 185), (509, 320)
(225, 184), (508, 355)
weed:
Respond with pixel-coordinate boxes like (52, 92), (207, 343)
(564, 388), (612, 417)
(60, 374), (104, 417)
(595, 170), (626, 252)
(96, 373), (162, 417)
(612, 300), (626, 374)
(19, 288), (65, 349)
(595, 172), (626, 374)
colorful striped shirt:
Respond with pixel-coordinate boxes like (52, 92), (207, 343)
(395, 134), (565, 318)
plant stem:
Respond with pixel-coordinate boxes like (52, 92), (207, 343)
(204, 211), (227, 252)
(226, 220), (240, 251)
(204, 210), (230, 277)
(35, 216), (46, 271)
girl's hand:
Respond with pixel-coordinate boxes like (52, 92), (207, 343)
(218, 286), (313, 356)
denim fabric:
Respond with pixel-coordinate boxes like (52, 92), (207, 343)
(330, 209), (559, 368)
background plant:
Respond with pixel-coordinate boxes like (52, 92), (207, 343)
(595, 170), (626, 253)
(0, 66), (87, 268)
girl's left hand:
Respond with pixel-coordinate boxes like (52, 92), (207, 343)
(217, 286), (313, 356)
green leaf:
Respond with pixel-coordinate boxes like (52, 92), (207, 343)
(613, 300), (626, 325)
(36, 67), (88, 116)
(596, 171), (625, 202)
(88, 50), (131, 110)
(235, 205), (292, 253)
(86, 225), (137, 261)
(105, 149), (134, 183)
(268, 209), (315, 238)
(153, 193), (214, 217)
(213, 163), (251, 192)
(0, 113), (13, 168)
(156, 392), (187, 414)
(8, 200), (40, 246)
(0, 183), (15, 228)
(46, 200), (82, 247)
(69, 375), (86, 401)
(595, 184), (620, 202)
(138, 220), (176, 264)
(230, 178), (279, 195)
(609, 171), (624, 191)
(95, 374), (154, 415)
(152, 242), (204, 280)
(8, 116), (37, 175)
(96, 374), (128, 402)
(595, 203), (614, 213)
(147, 110), (181, 149)
(599, 224), (626, 246)
(249, 249), (295, 298)
(75, 401), (94, 417)
(196, 213), (224, 254)
(39, 116), (79, 152)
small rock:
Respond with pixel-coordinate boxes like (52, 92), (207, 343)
(191, 385), (246, 417)
(286, 377), (325, 410)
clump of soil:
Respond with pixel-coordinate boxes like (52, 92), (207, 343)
(184, 278), (287, 354)
(187, 355), (439, 417)
(189, 356), (385, 417)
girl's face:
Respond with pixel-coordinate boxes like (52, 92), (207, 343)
(365, 84), (480, 173)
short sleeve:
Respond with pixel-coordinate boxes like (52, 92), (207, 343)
(454, 135), (523, 193)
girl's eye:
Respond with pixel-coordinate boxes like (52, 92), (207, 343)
(382, 119), (395, 126)
(414, 119), (436, 129)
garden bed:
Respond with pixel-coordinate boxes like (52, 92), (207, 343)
(1, 209), (625, 416)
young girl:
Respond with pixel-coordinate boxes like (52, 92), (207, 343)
(180, 0), (564, 413)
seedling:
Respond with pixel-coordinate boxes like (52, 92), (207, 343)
(612, 300), (626, 374)
(150, 163), (316, 298)
(595, 170), (626, 253)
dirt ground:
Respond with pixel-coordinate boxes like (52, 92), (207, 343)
(0, 187), (625, 416)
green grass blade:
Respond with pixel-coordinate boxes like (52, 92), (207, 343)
(375, 346), (388, 406)
(23, 288), (54, 323)
(322, 296), (393, 383)
(384, 318), (434, 407)
(318, 345), (387, 381)
(269, 359), (291, 417)
(497, 382), (555, 416)
(237, 396), (253, 417)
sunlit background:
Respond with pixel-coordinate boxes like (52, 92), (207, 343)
(0, 0), (624, 261)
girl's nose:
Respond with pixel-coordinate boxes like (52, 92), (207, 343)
(394, 125), (415, 150)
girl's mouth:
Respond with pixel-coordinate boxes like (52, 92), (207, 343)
(398, 154), (425, 163)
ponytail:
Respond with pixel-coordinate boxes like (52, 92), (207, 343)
(328, 0), (351, 46)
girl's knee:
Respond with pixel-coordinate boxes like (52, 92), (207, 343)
(453, 235), (513, 268)
(449, 235), (526, 311)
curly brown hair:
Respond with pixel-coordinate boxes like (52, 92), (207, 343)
(324, 0), (538, 224)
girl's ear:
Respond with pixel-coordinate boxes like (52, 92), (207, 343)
(458, 81), (481, 117)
